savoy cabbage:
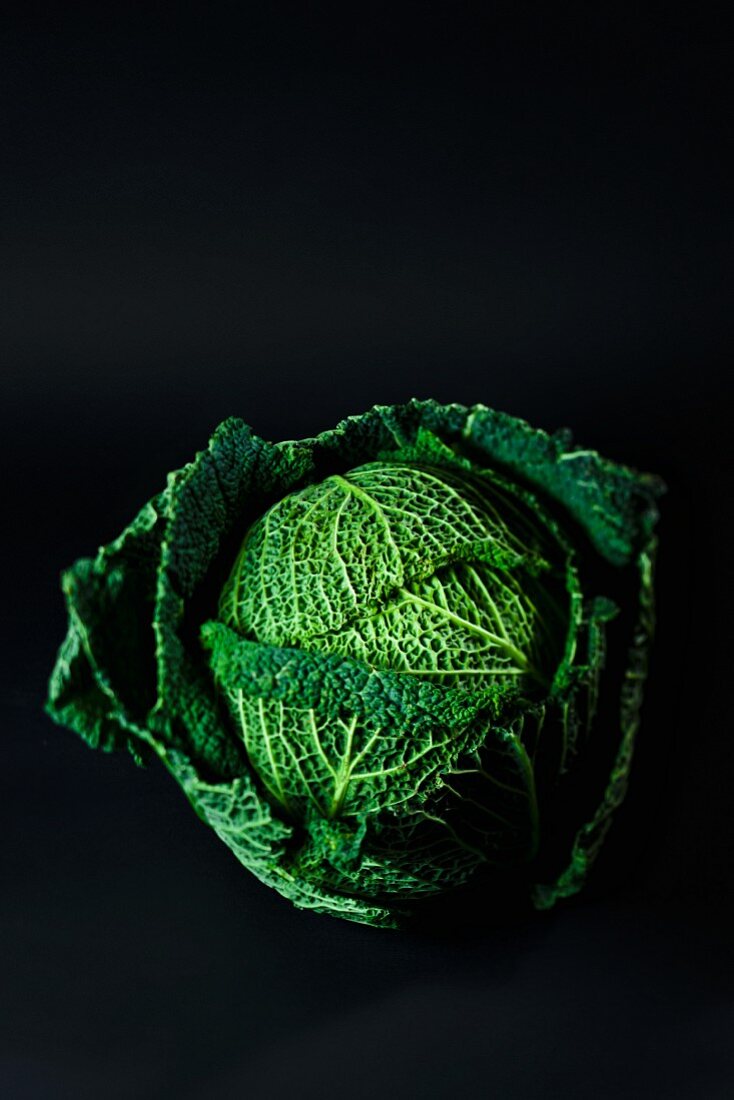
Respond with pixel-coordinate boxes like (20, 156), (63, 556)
(46, 400), (663, 928)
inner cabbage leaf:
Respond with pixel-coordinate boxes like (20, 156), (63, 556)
(220, 461), (568, 691)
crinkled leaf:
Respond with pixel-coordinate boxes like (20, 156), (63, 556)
(222, 461), (552, 647)
(203, 620), (540, 900)
(46, 495), (169, 760)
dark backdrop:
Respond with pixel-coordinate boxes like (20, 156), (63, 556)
(3, 8), (732, 1099)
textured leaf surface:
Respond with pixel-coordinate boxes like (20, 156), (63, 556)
(203, 620), (539, 898)
(47, 495), (169, 760)
(222, 461), (554, 644)
(221, 460), (568, 690)
(315, 560), (566, 689)
(204, 622), (520, 802)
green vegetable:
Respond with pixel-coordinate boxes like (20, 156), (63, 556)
(46, 400), (664, 928)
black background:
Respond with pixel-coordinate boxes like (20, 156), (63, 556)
(3, 7), (733, 1099)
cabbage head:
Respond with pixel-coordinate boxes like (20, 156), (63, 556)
(46, 400), (663, 928)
